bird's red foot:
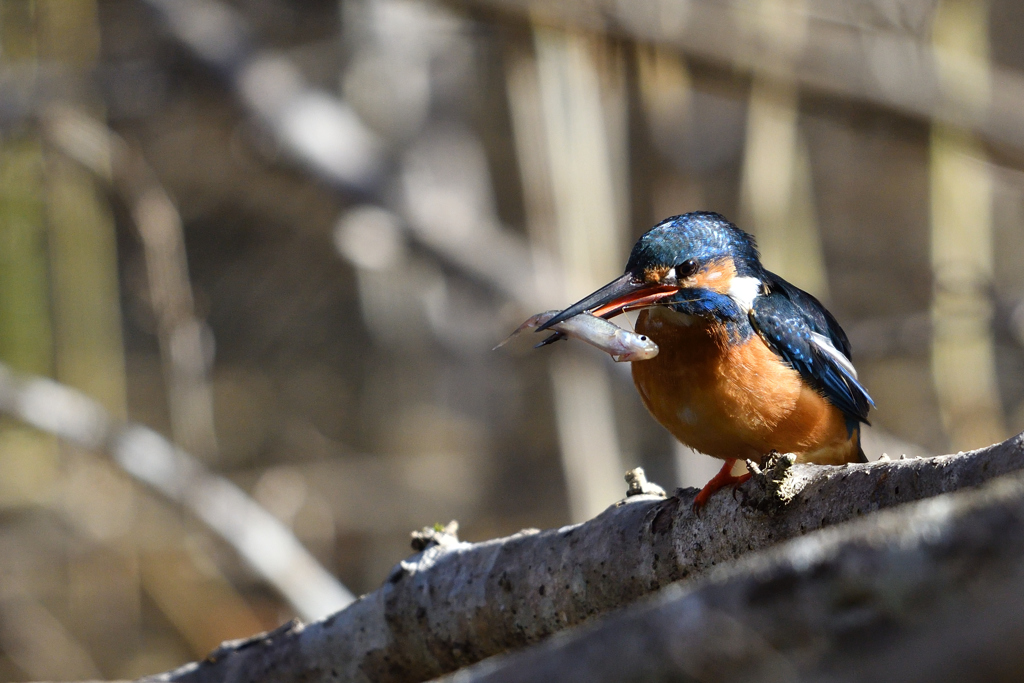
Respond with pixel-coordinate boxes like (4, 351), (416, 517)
(692, 459), (752, 512)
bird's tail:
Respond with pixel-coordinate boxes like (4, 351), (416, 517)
(854, 425), (868, 463)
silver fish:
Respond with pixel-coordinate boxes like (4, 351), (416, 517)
(496, 310), (659, 362)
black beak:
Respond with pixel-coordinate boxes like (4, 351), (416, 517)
(536, 273), (677, 332)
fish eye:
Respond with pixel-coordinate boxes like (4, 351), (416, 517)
(675, 259), (699, 278)
(639, 335), (648, 341)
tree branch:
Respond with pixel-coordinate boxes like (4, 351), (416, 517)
(0, 363), (355, 621)
(438, 459), (1024, 683)
(43, 106), (221, 460)
(146, 434), (1024, 683)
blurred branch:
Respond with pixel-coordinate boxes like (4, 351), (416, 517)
(0, 582), (102, 681)
(0, 362), (355, 621)
(42, 106), (220, 460)
(145, 0), (644, 530)
(437, 457), (1024, 683)
(142, 0), (556, 313)
(507, 29), (628, 521)
(737, 0), (830, 298)
(141, 0), (385, 191)
(53, 447), (271, 658)
(144, 435), (1022, 683)
(38, 0), (129, 426)
(455, 0), (1024, 161)
(138, 546), (267, 657)
(929, 0), (1006, 451)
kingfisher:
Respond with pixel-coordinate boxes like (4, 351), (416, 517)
(539, 212), (874, 509)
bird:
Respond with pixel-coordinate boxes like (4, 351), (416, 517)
(538, 211), (874, 509)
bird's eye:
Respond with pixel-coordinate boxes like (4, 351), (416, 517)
(675, 259), (699, 278)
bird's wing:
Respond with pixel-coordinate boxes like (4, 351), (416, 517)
(762, 272), (852, 358)
(749, 277), (874, 423)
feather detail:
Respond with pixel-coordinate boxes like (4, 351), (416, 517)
(749, 278), (874, 424)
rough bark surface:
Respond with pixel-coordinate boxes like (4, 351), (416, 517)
(438, 465), (1024, 683)
(142, 434), (1024, 683)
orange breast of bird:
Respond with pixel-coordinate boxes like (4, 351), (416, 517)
(631, 307), (859, 466)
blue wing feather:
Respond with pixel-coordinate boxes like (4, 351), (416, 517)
(750, 272), (874, 424)
(762, 272), (851, 357)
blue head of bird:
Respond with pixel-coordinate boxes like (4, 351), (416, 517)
(539, 212), (764, 327)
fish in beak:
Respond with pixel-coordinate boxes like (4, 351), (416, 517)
(536, 273), (678, 333)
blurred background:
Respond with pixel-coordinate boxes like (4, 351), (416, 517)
(0, 0), (1021, 678)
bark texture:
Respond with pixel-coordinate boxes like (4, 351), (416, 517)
(438, 463), (1024, 683)
(145, 434), (1024, 683)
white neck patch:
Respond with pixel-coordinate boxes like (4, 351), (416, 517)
(727, 275), (761, 312)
